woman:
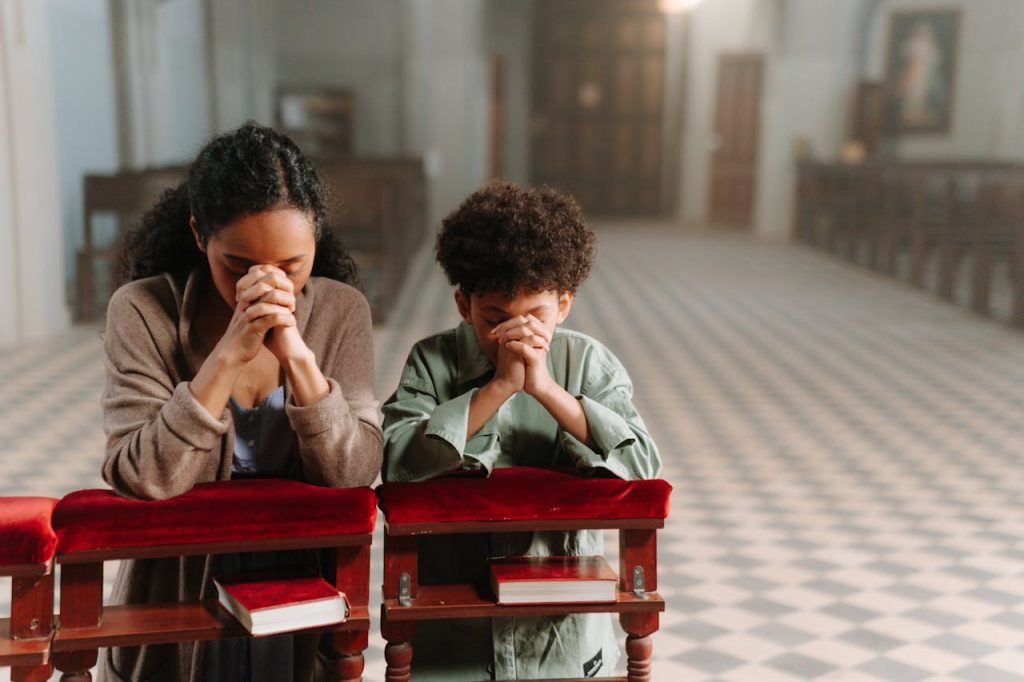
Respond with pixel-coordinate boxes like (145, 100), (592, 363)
(99, 122), (382, 681)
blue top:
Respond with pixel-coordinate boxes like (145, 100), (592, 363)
(229, 386), (292, 475)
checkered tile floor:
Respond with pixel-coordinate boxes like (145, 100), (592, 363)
(3, 225), (1024, 680)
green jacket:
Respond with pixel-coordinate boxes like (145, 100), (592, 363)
(382, 321), (661, 679)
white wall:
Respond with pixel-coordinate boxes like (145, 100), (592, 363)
(207, 0), (278, 132)
(754, 0), (863, 239)
(483, 0), (531, 184)
(0, 0), (70, 346)
(679, 0), (866, 238)
(112, 0), (210, 168)
(400, 0), (490, 226)
(862, 0), (1024, 161)
(276, 0), (405, 156)
(47, 0), (120, 298)
(679, 0), (777, 226)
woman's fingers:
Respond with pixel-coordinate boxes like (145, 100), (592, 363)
(251, 312), (296, 334)
(256, 268), (294, 294)
(235, 264), (272, 296)
(243, 301), (295, 323)
(235, 264), (292, 295)
(238, 285), (295, 311)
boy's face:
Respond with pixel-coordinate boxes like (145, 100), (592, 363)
(455, 288), (573, 364)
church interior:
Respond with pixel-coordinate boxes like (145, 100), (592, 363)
(2, 0), (1024, 679)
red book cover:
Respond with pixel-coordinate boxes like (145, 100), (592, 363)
(213, 574), (348, 636)
(490, 556), (618, 605)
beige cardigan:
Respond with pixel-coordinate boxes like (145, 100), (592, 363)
(97, 269), (383, 681)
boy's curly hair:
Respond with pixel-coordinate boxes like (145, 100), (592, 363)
(436, 180), (596, 296)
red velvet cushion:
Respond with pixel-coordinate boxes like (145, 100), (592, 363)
(0, 497), (58, 568)
(53, 480), (376, 556)
(377, 467), (671, 525)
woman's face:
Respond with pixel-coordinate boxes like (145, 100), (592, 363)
(191, 207), (317, 310)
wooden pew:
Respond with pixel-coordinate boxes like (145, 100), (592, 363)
(76, 167), (187, 322)
(376, 468), (672, 682)
(76, 158), (426, 325)
(317, 158), (427, 323)
(49, 480), (376, 681)
(0, 497), (58, 682)
(794, 160), (1024, 328)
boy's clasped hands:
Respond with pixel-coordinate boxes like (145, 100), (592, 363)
(490, 315), (554, 398)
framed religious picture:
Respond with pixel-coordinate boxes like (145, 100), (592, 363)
(882, 9), (960, 135)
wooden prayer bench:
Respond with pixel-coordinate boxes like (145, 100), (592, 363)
(48, 479), (376, 681)
(795, 160), (1024, 328)
(0, 497), (58, 682)
(76, 167), (188, 322)
(376, 467), (672, 682)
(317, 158), (427, 323)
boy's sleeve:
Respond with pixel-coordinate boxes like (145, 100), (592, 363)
(382, 344), (503, 482)
(559, 350), (662, 481)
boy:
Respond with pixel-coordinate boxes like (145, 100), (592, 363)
(382, 180), (661, 680)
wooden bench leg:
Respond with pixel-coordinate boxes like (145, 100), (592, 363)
(339, 652), (364, 682)
(10, 571), (55, 682)
(626, 634), (652, 682)
(621, 613), (658, 682)
(54, 562), (102, 680)
(384, 640), (412, 682)
(58, 671), (91, 682)
(381, 613), (414, 682)
(327, 630), (368, 682)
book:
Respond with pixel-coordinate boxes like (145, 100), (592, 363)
(213, 573), (349, 637)
(490, 555), (618, 605)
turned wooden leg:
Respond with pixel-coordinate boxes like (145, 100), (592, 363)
(384, 641), (412, 682)
(54, 650), (95, 681)
(626, 634), (653, 682)
(337, 652), (364, 682)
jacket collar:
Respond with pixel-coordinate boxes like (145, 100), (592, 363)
(455, 320), (494, 386)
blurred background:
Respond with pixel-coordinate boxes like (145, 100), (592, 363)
(3, 0), (1023, 335)
(3, 1), (1024, 680)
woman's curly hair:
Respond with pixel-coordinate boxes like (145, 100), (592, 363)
(436, 180), (595, 296)
(117, 121), (358, 287)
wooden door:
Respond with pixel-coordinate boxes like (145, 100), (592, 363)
(708, 54), (763, 227)
(530, 0), (667, 216)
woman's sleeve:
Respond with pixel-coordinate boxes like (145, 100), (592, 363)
(284, 291), (383, 488)
(101, 288), (229, 500)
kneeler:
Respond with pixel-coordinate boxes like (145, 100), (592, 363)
(49, 479), (377, 681)
(0, 497), (59, 682)
(376, 467), (672, 682)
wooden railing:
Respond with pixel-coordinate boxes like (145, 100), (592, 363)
(2, 470), (673, 682)
(0, 482), (376, 682)
(376, 468), (672, 682)
(794, 161), (1024, 326)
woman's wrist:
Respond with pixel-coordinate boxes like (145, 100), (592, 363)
(282, 349), (330, 406)
(280, 347), (318, 376)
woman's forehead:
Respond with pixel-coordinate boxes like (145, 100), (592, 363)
(211, 208), (315, 261)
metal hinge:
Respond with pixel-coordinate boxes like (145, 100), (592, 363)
(632, 566), (648, 600)
(398, 572), (413, 606)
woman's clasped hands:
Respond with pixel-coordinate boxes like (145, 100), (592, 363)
(216, 265), (308, 366)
